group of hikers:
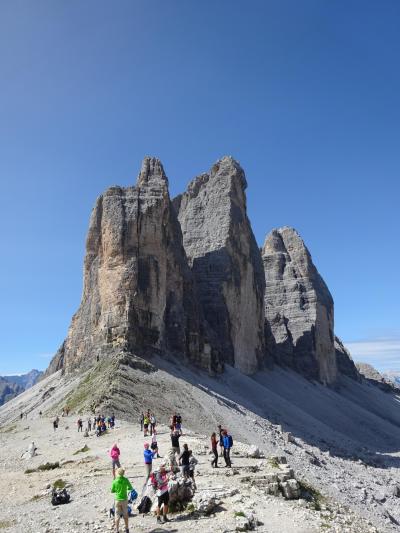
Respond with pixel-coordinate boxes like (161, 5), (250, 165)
(81, 414), (116, 435)
(108, 412), (234, 532)
(52, 412), (116, 437)
(46, 407), (233, 532)
(139, 411), (157, 436)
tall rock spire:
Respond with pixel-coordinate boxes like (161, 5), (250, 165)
(174, 156), (265, 375)
(262, 226), (337, 384)
(47, 157), (217, 375)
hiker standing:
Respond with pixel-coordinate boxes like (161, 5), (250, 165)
(110, 467), (133, 533)
(53, 418), (58, 431)
(218, 424), (224, 457)
(139, 412), (144, 432)
(179, 443), (191, 480)
(171, 413), (177, 431)
(110, 443), (121, 479)
(77, 418), (83, 432)
(175, 414), (182, 434)
(188, 450), (198, 489)
(152, 464), (170, 524)
(222, 430), (233, 467)
(170, 429), (181, 459)
(87, 417), (92, 432)
(151, 429), (161, 458)
(143, 414), (150, 437)
(211, 432), (218, 468)
(143, 442), (156, 484)
(150, 413), (156, 436)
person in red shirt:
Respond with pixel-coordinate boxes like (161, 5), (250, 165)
(211, 432), (218, 468)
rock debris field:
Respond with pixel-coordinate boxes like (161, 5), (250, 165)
(0, 414), (385, 533)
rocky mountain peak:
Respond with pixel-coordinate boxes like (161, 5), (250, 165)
(175, 158), (265, 375)
(136, 156), (169, 188)
(263, 226), (337, 384)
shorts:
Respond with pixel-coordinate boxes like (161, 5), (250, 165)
(143, 424), (149, 429)
(175, 423), (181, 430)
(112, 459), (121, 468)
(181, 464), (190, 476)
(115, 499), (128, 517)
(151, 442), (157, 450)
(157, 491), (169, 508)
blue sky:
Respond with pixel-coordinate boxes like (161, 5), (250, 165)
(0, 1), (399, 374)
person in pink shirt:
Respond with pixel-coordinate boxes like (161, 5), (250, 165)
(109, 443), (121, 479)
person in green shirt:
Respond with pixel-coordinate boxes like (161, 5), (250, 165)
(110, 467), (133, 533)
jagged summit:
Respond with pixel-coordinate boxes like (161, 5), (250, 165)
(47, 157), (358, 385)
(137, 156), (169, 187)
(175, 157), (264, 375)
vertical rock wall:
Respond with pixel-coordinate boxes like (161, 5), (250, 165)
(48, 157), (215, 374)
(262, 227), (337, 384)
(174, 157), (265, 375)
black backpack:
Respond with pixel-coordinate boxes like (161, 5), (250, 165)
(51, 488), (70, 506)
(137, 496), (152, 514)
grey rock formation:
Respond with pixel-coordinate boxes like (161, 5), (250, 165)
(2, 369), (43, 390)
(356, 362), (398, 392)
(0, 370), (43, 407)
(48, 157), (218, 375)
(174, 156), (265, 374)
(334, 336), (360, 381)
(0, 377), (24, 406)
(262, 227), (337, 384)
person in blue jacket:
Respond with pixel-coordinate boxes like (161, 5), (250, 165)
(143, 442), (156, 483)
(222, 430), (233, 467)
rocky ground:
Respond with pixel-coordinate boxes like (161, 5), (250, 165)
(0, 362), (399, 533)
(0, 415), (382, 533)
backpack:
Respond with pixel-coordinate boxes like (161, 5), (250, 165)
(129, 489), (138, 503)
(137, 495), (152, 514)
(51, 488), (70, 506)
(228, 435), (233, 448)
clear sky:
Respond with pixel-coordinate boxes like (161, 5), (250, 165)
(0, 1), (399, 374)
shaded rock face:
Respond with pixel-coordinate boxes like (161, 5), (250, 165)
(334, 336), (360, 381)
(174, 157), (265, 375)
(48, 157), (217, 375)
(262, 227), (337, 384)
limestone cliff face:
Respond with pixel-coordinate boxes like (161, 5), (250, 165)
(334, 336), (360, 382)
(262, 227), (337, 384)
(48, 157), (217, 375)
(174, 157), (265, 375)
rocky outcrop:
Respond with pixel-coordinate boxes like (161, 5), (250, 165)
(174, 156), (265, 374)
(48, 157), (219, 375)
(262, 227), (337, 384)
(334, 336), (360, 381)
(356, 362), (398, 392)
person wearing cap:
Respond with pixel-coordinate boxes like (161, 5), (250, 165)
(143, 442), (156, 483)
(152, 463), (170, 524)
(110, 467), (133, 533)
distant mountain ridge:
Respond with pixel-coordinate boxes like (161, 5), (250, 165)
(0, 369), (43, 406)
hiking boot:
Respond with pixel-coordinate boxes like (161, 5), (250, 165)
(162, 516), (170, 523)
(156, 516), (162, 523)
